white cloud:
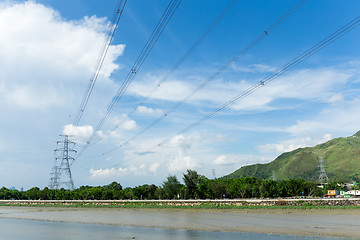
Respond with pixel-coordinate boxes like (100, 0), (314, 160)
(0, 1), (129, 188)
(128, 67), (351, 112)
(168, 155), (197, 173)
(1, 84), (62, 110)
(258, 134), (333, 155)
(149, 162), (160, 173)
(63, 124), (93, 139)
(213, 155), (236, 166)
(136, 105), (163, 116)
(286, 98), (360, 136)
(231, 68), (351, 111)
(89, 167), (128, 177)
(167, 135), (191, 151)
(63, 124), (105, 144)
(89, 164), (151, 178)
(112, 114), (138, 131)
(329, 93), (344, 105)
(122, 118), (137, 131)
(0, 1), (125, 111)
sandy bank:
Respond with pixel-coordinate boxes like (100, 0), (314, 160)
(1, 206), (360, 238)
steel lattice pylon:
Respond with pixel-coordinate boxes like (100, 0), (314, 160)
(318, 156), (329, 185)
(49, 135), (76, 189)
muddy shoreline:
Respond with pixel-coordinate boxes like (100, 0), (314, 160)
(1, 198), (360, 208)
(1, 206), (360, 238)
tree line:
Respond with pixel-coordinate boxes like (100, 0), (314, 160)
(1, 169), (337, 200)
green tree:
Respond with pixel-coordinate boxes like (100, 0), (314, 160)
(0, 187), (11, 199)
(210, 180), (227, 199)
(183, 169), (200, 199)
(146, 184), (158, 199)
(261, 180), (280, 198)
(197, 179), (212, 199)
(122, 187), (134, 199)
(25, 187), (41, 200)
(163, 175), (182, 199)
(106, 182), (122, 191)
(155, 186), (165, 199)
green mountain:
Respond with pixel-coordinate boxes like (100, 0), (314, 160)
(223, 131), (360, 182)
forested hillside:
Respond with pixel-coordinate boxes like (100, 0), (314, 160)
(224, 131), (360, 182)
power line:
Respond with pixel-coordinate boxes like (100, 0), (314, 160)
(73, 0), (127, 126)
(90, 0), (306, 158)
(164, 15), (360, 141)
(117, 14), (360, 166)
(83, 0), (240, 157)
(111, 0), (240, 129)
(76, 0), (182, 158)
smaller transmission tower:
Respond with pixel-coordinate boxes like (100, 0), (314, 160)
(49, 135), (76, 189)
(318, 156), (329, 185)
(272, 171), (277, 181)
(49, 164), (60, 189)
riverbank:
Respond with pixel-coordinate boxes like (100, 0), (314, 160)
(1, 206), (360, 238)
(1, 198), (360, 209)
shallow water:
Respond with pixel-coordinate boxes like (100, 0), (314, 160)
(0, 218), (348, 240)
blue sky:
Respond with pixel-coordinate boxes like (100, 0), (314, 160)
(1, 0), (360, 189)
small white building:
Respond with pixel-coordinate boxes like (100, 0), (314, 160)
(346, 190), (360, 196)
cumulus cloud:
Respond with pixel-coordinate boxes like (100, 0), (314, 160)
(213, 155), (236, 166)
(167, 135), (192, 153)
(0, 1), (125, 110)
(230, 68), (351, 111)
(136, 105), (163, 116)
(122, 118), (137, 131)
(286, 98), (360, 136)
(0, 1), (129, 188)
(112, 114), (138, 131)
(63, 124), (105, 144)
(149, 162), (160, 173)
(168, 155), (197, 172)
(128, 67), (351, 113)
(90, 167), (128, 177)
(258, 134), (333, 154)
(90, 163), (152, 178)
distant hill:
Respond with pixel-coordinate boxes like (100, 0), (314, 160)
(223, 131), (360, 182)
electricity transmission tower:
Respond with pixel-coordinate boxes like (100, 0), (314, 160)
(318, 156), (329, 185)
(272, 171), (277, 181)
(49, 135), (76, 189)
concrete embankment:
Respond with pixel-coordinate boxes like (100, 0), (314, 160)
(1, 198), (360, 207)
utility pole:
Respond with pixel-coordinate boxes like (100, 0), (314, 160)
(318, 156), (329, 186)
(212, 169), (216, 179)
(49, 135), (76, 189)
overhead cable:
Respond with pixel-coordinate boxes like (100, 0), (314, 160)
(73, 0), (127, 126)
(86, 0), (240, 157)
(76, 0), (182, 158)
(91, 0), (306, 158)
(131, 15), (360, 163)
